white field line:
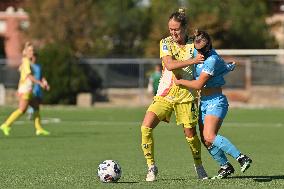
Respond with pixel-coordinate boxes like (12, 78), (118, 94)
(0, 116), (282, 127)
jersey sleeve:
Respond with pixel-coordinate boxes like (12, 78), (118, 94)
(160, 39), (171, 58)
(21, 58), (32, 76)
(202, 56), (217, 76)
(221, 62), (236, 76)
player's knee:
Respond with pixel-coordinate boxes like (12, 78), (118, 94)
(203, 134), (215, 144)
(183, 127), (196, 138)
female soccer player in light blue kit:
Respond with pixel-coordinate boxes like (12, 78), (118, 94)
(175, 30), (252, 179)
(27, 53), (50, 120)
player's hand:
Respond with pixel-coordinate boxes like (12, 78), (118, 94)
(173, 77), (181, 86)
(193, 54), (204, 64)
(41, 79), (50, 91)
(39, 82), (46, 89)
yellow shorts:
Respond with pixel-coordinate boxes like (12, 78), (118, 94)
(147, 96), (198, 128)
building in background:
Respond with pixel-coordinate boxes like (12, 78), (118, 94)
(0, 0), (28, 66)
(267, 0), (284, 48)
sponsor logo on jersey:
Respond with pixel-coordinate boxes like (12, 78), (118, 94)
(162, 44), (168, 52)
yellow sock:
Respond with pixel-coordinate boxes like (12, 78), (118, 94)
(141, 126), (155, 166)
(4, 109), (23, 127)
(186, 134), (202, 166)
(34, 111), (43, 131)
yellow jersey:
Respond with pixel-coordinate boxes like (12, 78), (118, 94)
(156, 36), (197, 103)
(17, 57), (33, 94)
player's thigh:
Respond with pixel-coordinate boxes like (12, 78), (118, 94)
(174, 101), (198, 128)
(142, 111), (160, 129)
(205, 95), (228, 120)
(146, 97), (173, 125)
(203, 115), (223, 143)
(18, 96), (30, 112)
(17, 92), (32, 111)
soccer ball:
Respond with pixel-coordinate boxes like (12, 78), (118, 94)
(97, 160), (122, 183)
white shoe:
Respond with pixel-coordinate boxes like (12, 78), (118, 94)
(194, 164), (208, 179)
(146, 165), (158, 182)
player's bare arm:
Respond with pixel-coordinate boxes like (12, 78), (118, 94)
(162, 53), (204, 71)
(174, 72), (211, 90)
(27, 74), (46, 89)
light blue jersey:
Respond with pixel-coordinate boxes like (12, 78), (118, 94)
(195, 49), (233, 87)
(194, 49), (235, 124)
(31, 63), (43, 98)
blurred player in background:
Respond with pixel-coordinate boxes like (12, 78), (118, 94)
(27, 52), (50, 120)
(0, 42), (50, 136)
(175, 30), (252, 179)
(147, 64), (162, 96)
(140, 8), (208, 182)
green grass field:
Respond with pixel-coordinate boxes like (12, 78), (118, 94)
(0, 106), (283, 189)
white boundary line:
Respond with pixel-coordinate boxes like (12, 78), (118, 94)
(0, 118), (282, 127)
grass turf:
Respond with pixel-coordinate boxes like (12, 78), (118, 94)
(0, 106), (283, 188)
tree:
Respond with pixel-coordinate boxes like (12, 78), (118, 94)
(24, 0), (101, 55)
(143, 0), (277, 57)
(144, 0), (181, 57)
(37, 43), (92, 104)
(186, 0), (277, 49)
(23, 0), (102, 104)
(91, 0), (151, 57)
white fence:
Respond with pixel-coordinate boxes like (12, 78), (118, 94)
(0, 49), (284, 106)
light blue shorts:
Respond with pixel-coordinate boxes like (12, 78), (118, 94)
(199, 93), (229, 125)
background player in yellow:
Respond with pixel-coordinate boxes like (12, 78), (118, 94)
(140, 8), (208, 182)
(0, 42), (50, 136)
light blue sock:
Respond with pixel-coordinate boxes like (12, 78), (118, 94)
(213, 135), (241, 159)
(208, 145), (229, 166)
(27, 106), (34, 114)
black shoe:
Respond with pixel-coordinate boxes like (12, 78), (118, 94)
(211, 163), (235, 179)
(237, 154), (252, 173)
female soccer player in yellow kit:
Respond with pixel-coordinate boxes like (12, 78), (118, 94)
(140, 8), (208, 182)
(0, 42), (50, 136)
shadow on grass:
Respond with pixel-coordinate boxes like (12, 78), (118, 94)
(228, 175), (284, 182)
(159, 178), (186, 181)
(117, 181), (139, 184)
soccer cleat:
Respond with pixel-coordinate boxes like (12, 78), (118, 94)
(146, 165), (158, 182)
(0, 124), (11, 136)
(36, 129), (50, 136)
(237, 154), (252, 173)
(211, 162), (235, 179)
(194, 164), (208, 179)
